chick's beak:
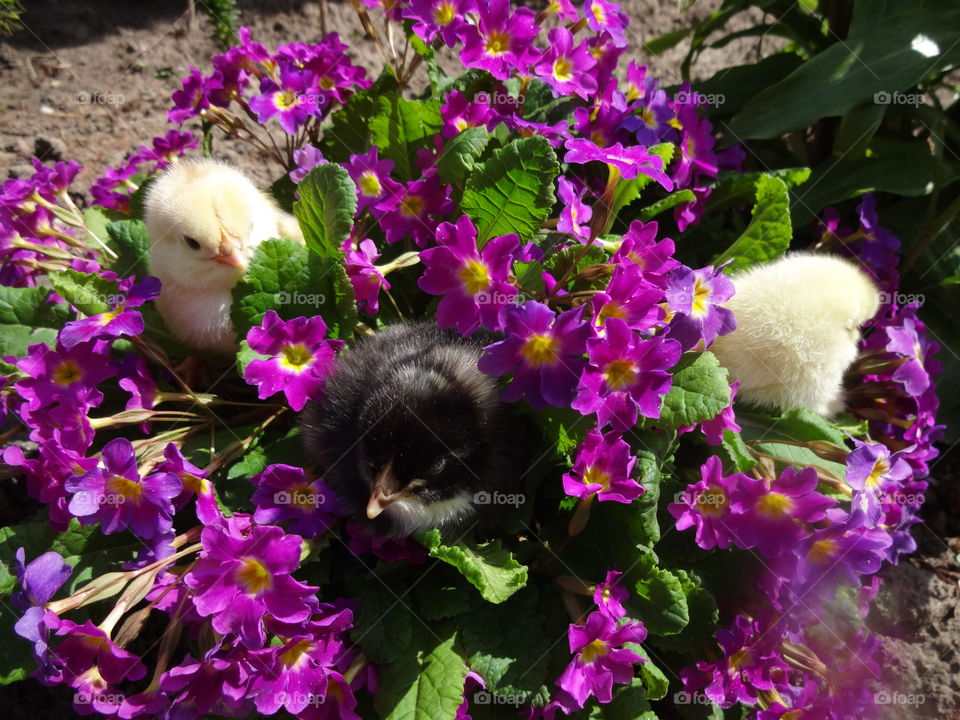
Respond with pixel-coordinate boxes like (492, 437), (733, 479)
(366, 462), (404, 520)
(214, 230), (246, 271)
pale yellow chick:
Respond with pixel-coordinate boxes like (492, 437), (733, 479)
(710, 253), (880, 416)
(145, 159), (304, 354)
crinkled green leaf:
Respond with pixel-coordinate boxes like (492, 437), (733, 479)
(49, 269), (119, 315)
(461, 136), (559, 244)
(631, 566), (689, 636)
(720, 429), (757, 473)
(0, 286), (70, 329)
(650, 570), (719, 653)
(713, 174), (792, 272)
(707, 167), (810, 214)
(106, 219), (152, 278)
(230, 237), (356, 341)
(436, 126), (491, 187)
(414, 574), (474, 621)
(294, 163), (357, 261)
(375, 622), (469, 720)
(346, 576), (416, 664)
(653, 351), (731, 429)
(588, 678), (658, 718)
(420, 530), (528, 604)
(637, 189), (696, 222)
(369, 95), (442, 181)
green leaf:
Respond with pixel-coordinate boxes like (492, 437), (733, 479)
(720, 429), (757, 473)
(833, 103), (886, 157)
(294, 163), (357, 261)
(649, 570), (719, 653)
(653, 352), (731, 429)
(713, 174), (792, 271)
(420, 530), (528, 604)
(0, 285), (70, 328)
(436, 126), (492, 187)
(707, 168), (810, 214)
(346, 576), (416, 664)
(230, 237), (356, 341)
(631, 647), (669, 700)
(321, 72), (400, 163)
(461, 136), (559, 244)
(376, 623), (469, 720)
(631, 567), (689, 636)
(0, 326), (57, 373)
(694, 53), (805, 122)
(49, 269), (119, 315)
(369, 95), (442, 181)
(413, 574), (474, 621)
(727, 6), (960, 139)
(643, 27), (693, 55)
(636, 189), (696, 221)
(588, 679), (658, 719)
(106, 219), (152, 278)
(460, 587), (550, 699)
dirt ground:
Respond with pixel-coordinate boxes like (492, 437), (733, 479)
(1, 1), (958, 718)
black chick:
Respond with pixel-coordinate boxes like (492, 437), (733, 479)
(300, 322), (528, 538)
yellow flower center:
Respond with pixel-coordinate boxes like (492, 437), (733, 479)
(597, 301), (625, 324)
(433, 1), (456, 25)
(756, 492), (793, 518)
(583, 465), (611, 490)
(865, 456), (890, 488)
(729, 647), (752, 670)
(279, 343), (313, 373)
(691, 277), (711, 317)
(319, 76), (335, 91)
(82, 634), (111, 651)
(358, 171), (382, 197)
(290, 483), (318, 511)
(454, 117), (469, 132)
(279, 639), (314, 668)
(603, 359), (637, 390)
(180, 472), (208, 496)
(273, 90), (298, 111)
(553, 56), (574, 82)
(625, 83), (641, 103)
(641, 107), (656, 128)
(401, 195), (424, 218)
(698, 484), (728, 517)
(547, 0), (561, 13)
(107, 473), (143, 503)
(807, 538), (838, 564)
(53, 360), (83, 385)
(590, 1), (607, 25)
(99, 306), (122, 325)
(485, 30), (511, 56)
(457, 259), (491, 295)
(521, 333), (559, 367)
(236, 556), (272, 594)
(581, 639), (609, 663)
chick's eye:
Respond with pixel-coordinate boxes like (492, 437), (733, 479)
(183, 236), (201, 251)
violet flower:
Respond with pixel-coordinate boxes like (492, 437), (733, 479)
(562, 428), (642, 503)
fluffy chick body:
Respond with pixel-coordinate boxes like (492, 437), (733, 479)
(710, 253), (879, 415)
(301, 322), (527, 538)
(145, 159), (303, 353)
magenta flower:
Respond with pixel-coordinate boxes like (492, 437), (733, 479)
(562, 428), (642, 503)
(250, 463), (339, 538)
(158, 652), (251, 718)
(885, 314), (932, 396)
(290, 144), (326, 183)
(555, 610), (647, 711)
(589, 263), (664, 333)
(58, 276), (161, 348)
(667, 455), (751, 550)
(15, 339), (116, 410)
(556, 177), (592, 242)
(696, 381), (741, 445)
(185, 518), (319, 648)
(458, 0), (539, 80)
(534, 27), (597, 100)
(402, 0), (473, 46)
(249, 66), (321, 135)
(733, 466), (836, 557)
(611, 220), (680, 286)
(346, 147), (402, 214)
(572, 318), (681, 430)
(345, 238), (390, 313)
(672, 94), (719, 187)
(12, 548), (71, 674)
(478, 302), (590, 409)
(65, 437), (182, 539)
(564, 138), (673, 190)
(792, 516), (892, 596)
(440, 89), (498, 138)
(846, 440), (913, 523)
(584, 0), (629, 47)
(664, 264), (736, 349)
(168, 66), (211, 123)
(593, 570), (628, 619)
(154, 443), (221, 525)
(243, 310), (345, 411)
(54, 619), (147, 685)
(379, 171), (454, 246)
(418, 215), (519, 335)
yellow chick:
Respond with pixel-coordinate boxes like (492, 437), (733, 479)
(710, 253), (880, 416)
(145, 159), (304, 354)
